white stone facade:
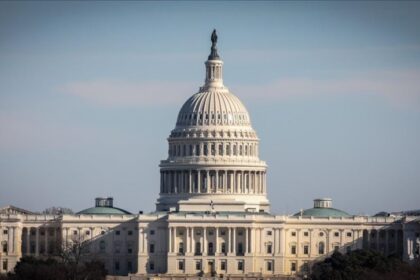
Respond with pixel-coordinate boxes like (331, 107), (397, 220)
(1, 32), (419, 278)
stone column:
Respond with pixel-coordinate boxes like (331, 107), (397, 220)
(203, 227), (207, 255)
(188, 170), (192, 193)
(223, 171), (227, 193)
(215, 227), (219, 254)
(274, 228), (277, 255)
(245, 227), (249, 254)
(174, 227), (177, 253)
(44, 228), (48, 254)
(26, 228), (30, 255)
(253, 172), (257, 193)
(228, 227), (232, 254)
(35, 228), (39, 256)
(168, 227), (172, 253)
(251, 228), (256, 254)
(206, 170), (210, 193)
(215, 170), (219, 192)
(280, 229), (285, 256)
(197, 170), (201, 193)
(233, 228), (236, 255)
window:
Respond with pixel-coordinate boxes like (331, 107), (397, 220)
(347, 232), (352, 237)
(220, 230), (226, 236)
(237, 260), (244, 271)
(178, 260), (184, 270)
(189, 145), (193, 156)
(101, 230), (105, 235)
(267, 243), (272, 254)
(115, 261), (120, 271)
(150, 230), (155, 235)
(208, 242), (214, 254)
(267, 230), (272, 236)
(319, 242), (325, 254)
(128, 247), (133, 254)
(204, 144), (208, 156)
(73, 230), (78, 235)
(99, 241), (106, 252)
(334, 232), (339, 237)
(304, 231), (309, 237)
(127, 261), (132, 273)
(195, 145), (200, 156)
(291, 262), (296, 272)
(179, 242), (184, 254)
(211, 144), (215, 156)
(85, 230), (90, 235)
(2, 242), (7, 253)
(220, 260), (226, 270)
(195, 260), (201, 270)
(238, 230), (243, 236)
(319, 232), (324, 237)
(221, 242), (226, 254)
(208, 230), (214, 236)
(128, 230), (133, 236)
(303, 245), (309, 255)
(3, 230), (7, 235)
(115, 230), (120, 236)
(219, 144), (223, 155)
(195, 242), (201, 255)
(291, 231), (296, 237)
(149, 262), (154, 271)
(149, 243), (155, 253)
(238, 243), (243, 255)
(266, 261), (273, 271)
(291, 245), (296, 254)
(2, 260), (7, 271)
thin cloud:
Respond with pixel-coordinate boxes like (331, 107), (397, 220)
(233, 70), (420, 109)
(61, 80), (197, 107)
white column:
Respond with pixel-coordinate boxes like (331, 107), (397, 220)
(188, 170), (192, 193)
(26, 228), (30, 255)
(228, 227), (232, 254)
(44, 228), (48, 254)
(233, 228), (236, 254)
(274, 228), (277, 255)
(168, 227), (172, 253)
(174, 227), (177, 253)
(280, 229), (285, 256)
(203, 227), (207, 255)
(197, 170), (201, 193)
(223, 171), (227, 193)
(215, 227), (219, 254)
(245, 228), (249, 254)
(215, 170), (219, 192)
(251, 228), (255, 254)
(35, 228), (39, 256)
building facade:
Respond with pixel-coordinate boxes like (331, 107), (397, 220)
(1, 31), (419, 278)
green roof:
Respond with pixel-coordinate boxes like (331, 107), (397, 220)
(294, 207), (351, 218)
(77, 206), (131, 215)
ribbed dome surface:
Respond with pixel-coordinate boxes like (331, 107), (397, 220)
(176, 90), (251, 127)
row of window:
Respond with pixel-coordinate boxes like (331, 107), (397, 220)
(174, 259), (275, 272)
(168, 142), (258, 158)
(170, 130), (256, 139)
(176, 112), (248, 126)
(290, 231), (352, 238)
(289, 243), (353, 255)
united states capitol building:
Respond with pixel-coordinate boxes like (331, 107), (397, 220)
(1, 31), (419, 278)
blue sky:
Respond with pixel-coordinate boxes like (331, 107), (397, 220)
(0, 1), (419, 215)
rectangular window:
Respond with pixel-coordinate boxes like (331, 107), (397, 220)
(221, 242), (226, 254)
(73, 230), (78, 235)
(220, 260), (226, 270)
(85, 231), (90, 235)
(115, 261), (120, 271)
(115, 230), (120, 236)
(2, 260), (7, 271)
(2, 243), (7, 253)
(149, 244), (155, 253)
(196, 145), (200, 156)
(291, 262), (296, 272)
(303, 245), (309, 255)
(291, 245), (296, 255)
(128, 248), (133, 254)
(150, 230), (155, 235)
(304, 231), (309, 237)
(237, 260), (244, 271)
(3, 230), (7, 235)
(334, 232), (339, 237)
(266, 261), (272, 271)
(267, 230), (272, 236)
(178, 260), (184, 270)
(195, 260), (201, 270)
(127, 261), (132, 272)
(267, 244), (272, 254)
(128, 230), (133, 236)
(149, 262), (154, 271)
(347, 232), (352, 237)
(291, 231), (296, 237)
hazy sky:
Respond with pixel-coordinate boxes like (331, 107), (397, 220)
(1, 1), (419, 215)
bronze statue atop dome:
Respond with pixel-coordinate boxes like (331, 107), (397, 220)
(208, 29), (220, 60)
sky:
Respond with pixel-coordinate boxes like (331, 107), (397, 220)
(0, 1), (419, 216)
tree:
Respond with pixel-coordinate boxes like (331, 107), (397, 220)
(310, 249), (420, 280)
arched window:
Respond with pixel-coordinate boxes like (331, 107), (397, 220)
(219, 144), (223, 155)
(195, 144), (200, 156)
(319, 242), (325, 254)
(179, 242), (184, 254)
(226, 144), (231, 156)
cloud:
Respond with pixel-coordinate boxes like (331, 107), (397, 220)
(233, 70), (420, 108)
(61, 80), (197, 107)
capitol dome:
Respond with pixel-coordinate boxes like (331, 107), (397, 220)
(156, 30), (269, 213)
(176, 90), (251, 128)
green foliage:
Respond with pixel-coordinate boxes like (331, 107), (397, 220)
(5, 256), (106, 280)
(310, 249), (420, 280)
